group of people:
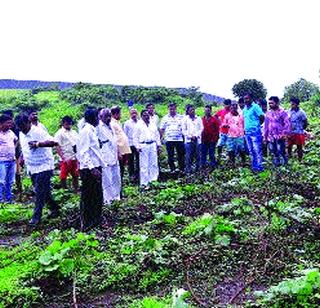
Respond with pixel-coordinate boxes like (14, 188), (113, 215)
(0, 94), (308, 230)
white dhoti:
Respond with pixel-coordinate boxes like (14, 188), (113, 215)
(102, 164), (121, 205)
(139, 142), (159, 186)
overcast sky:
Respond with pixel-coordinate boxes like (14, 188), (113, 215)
(1, 0), (319, 98)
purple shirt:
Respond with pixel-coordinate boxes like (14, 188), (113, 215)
(264, 107), (291, 142)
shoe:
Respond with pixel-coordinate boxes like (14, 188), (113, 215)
(29, 218), (40, 226)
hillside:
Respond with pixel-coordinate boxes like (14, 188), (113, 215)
(0, 89), (320, 307)
(0, 79), (226, 104)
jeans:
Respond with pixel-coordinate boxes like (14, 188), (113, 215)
(268, 139), (287, 166)
(0, 160), (16, 202)
(200, 142), (216, 167)
(185, 140), (201, 174)
(245, 131), (264, 172)
(31, 170), (59, 222)
(165, 141), (185, 172)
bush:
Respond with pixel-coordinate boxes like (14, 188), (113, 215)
(232, 79), (267, 101)
(283, 78), (319, 102)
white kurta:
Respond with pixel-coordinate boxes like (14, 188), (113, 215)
(96, 121), (121, 204)
(133, 121), (161, 186)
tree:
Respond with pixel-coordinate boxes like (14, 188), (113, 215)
(283, 78), (319, 102)
(232, 79), (267, 101)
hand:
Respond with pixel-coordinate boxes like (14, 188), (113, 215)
(91, 168), (102, 180)
(157, 146), (162, 154)
(28, 141), (38, 149)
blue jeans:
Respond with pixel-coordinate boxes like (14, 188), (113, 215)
(201, 142), (216, 167)
(185, 141), (201, 174)
(0, 160), (16, 202)
(245, 131), (263, 172)
(268, 139), (287, 166)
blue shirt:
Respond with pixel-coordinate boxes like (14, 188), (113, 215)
(243, 102), (264, 133)
(288, 108), (307, 134)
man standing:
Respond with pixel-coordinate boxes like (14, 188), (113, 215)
(243, 93), (265, 172)
(223, 103), (246, 166)
(96, 109), (121, 205)
(287, 97), (308, 161)
(77, 109), (104, 230)
(54, 116), (79, 191)
(264, 96), (291, 166)
(201, 105), (220, 168)
(182, 105), (204, 174)
(146, 103), (160, 128)
(133, 110), (161, 189)
(0, 115), (18, 203)
(123, 109), (140, 183)
(160, 103), (185, 173)
(215, 99), (231, 160)
(110, 106), (131, 179)
(15, 113), (59, 226)
(28, 109), (48, 132)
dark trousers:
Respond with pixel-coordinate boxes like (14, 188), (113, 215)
(128, 146), (140, 179)
(31, 170), (58, 222)
(165, 141), (185, 172)
(200, 142), (216, 167)
(80, 168), (103, 230)
(185, 140), (201, 174)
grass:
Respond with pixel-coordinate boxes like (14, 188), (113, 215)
(0, 89), (319, 306)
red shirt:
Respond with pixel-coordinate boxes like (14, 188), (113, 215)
(201, 115), (220, 143)
(215, 108), (230, 134)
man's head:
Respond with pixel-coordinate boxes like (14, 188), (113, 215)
(0, 114), (13, 132)
(28, 109), (38, 124)
(238, 97), (245, 110)
(2, 110), (14, 129)
(141, 109), (150, 124)
(223, 99), (232, 111)
(61, 116), (74, 131)
(168, 103), (177, 117)
(186, 105), (195, 117)
(243, 93), (253, 106)
(130, 108), (138, 121)
(290, 97), (300, 110)
(146, 103), (155, 116)
(99, 108), (112, 126)
(111, 106), (121, 120)
(268, 96), (280, 110)
(15, 113), (31, 134)
(230, 103), (238, 114)
(84, 108), (99, 127)
(204, 105), (212, 117)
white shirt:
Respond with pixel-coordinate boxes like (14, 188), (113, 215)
(182, 116), (204, 143)
(32, 122), (48, 132)
(20, 126), (55, 175)
(149, 114), (160, 128)
(133, 120), (161, 150)
(54, 128), (79, 160)
(96, 121), (118, 166)
(77, 118), (86, 132)
(0, 130), (18, 161)
(77, 123), (104, 170)
(160, 114), (184, 142)
(123, 118), (139, 147)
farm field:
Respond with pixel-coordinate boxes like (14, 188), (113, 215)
(0, 86), (320, 307)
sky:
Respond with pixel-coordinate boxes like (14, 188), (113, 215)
(1, 0), (319, 98)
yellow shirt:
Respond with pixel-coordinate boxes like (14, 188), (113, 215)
(110, 118), (131, 155)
